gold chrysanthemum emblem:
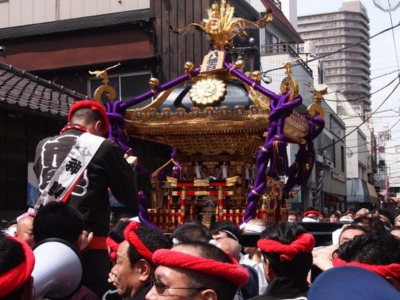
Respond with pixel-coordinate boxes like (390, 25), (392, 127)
(190, 78), (226, 106)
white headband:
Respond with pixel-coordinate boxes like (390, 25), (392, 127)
(240, 223), (266, 233)
(221, 230), (239, 242)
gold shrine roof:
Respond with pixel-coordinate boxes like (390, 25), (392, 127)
(124, 76), (271, 155)
(111, 1), (311, 156)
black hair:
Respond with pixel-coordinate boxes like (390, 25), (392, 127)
(108, 219), (130, 244)
(170, 221), (212, 244)
(368, 208), (394, 224)
(126, 225), (172, 267)
(337, 224), (369, 246)
(177, 241), (238, 300)
(338, 230), (400, 265)
(340, 224), (369, 236)
(70, 108), (104, 132)
(260, 222), (312, 282)
(329, 211), (340, 219)
(209, 220), (242, 243)
(0, 233), (29, 300)
(33, 201), (83, 245)
(353, 216), (386, 232)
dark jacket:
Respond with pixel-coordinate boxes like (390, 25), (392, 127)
(34, 129), (139, 237)
(241, 264), (260, 299)
(249, 277), (308, 300)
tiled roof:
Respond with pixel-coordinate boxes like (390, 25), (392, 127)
(0, 61), (87, 117)
(0, 8), (153, 40)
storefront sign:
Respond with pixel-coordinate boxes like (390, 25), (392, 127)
(331, 172), (346, 183)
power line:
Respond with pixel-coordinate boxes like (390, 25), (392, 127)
(317, 80), (400, 155)
(262, 22), (400, 76)
(388, 10), (400, 74)
(324, 72), (399, 103)
(345, 118), (400, 154)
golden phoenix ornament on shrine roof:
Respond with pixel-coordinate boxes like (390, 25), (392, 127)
(169, 0), (273, 50)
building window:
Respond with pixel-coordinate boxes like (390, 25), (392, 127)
(88, 72), (152, 108)
(331, 117), (344, 138)
(332, 139), (336, 168)
(341, 146), (345, 172)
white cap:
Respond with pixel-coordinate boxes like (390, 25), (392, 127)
(302, 216), (319, 223)
(339, 216), (354, 223)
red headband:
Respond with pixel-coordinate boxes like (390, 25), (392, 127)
(68, 100), (109, 136)
(333, 257), (400, 279)
(124, 221), (154, 262)
(303, 210), (321, 217)
(106, 237), (119, 261)
(0, 236), (35, 298)
(257, 233), (315, 262)
(152, 249), (249, 287)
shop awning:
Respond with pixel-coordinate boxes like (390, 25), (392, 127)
(347, 178), (369, 203)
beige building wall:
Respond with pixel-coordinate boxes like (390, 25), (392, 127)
(0, 0), (150, 28)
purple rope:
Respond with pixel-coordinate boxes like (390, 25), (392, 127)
(104, 102), (157, 229)
(119, 67), (201, 112)
(138, 192), (162, 231)
(106, 112), (131, 153)
(223, 62), (279, 101)
(170, 148), (183, 180)
(243, 150), (272, 222)
(242, 87), (324, 223)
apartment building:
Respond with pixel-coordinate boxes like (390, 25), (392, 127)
(297, 1), (371, 114)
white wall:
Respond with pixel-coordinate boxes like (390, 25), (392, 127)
(281, 0), (297, 29)
(260, 53), (314, 107)
(245, 0), (266, 12)
(0, 0), (150, 28)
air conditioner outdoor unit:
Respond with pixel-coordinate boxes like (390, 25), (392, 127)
(323, 158), (334, 169)
(316, 154), (324, 163)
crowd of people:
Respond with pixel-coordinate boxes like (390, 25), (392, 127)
(1, 101), (400, 299)
(287, 206), (396, 226)
(2, 203), (400, 300)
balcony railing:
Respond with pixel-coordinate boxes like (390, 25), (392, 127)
(260, 43), (313, 77)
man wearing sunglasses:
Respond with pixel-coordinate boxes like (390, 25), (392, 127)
(146, 241), (250, 300)
(109, 221), (171, 300)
